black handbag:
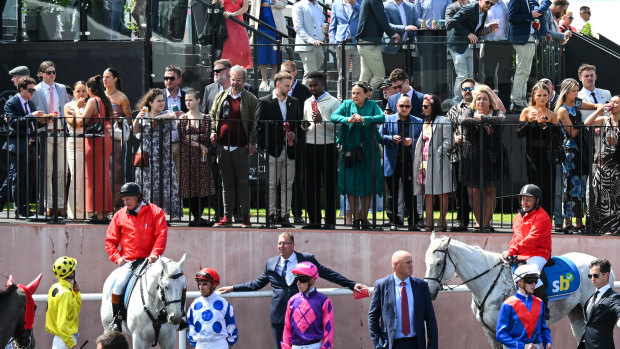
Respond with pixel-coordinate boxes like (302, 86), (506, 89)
(343, 124), (365, 168)
(84, 98), (104, 135)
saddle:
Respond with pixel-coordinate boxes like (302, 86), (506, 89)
(110, 259), (149, 310)
(511, 256), (581, 301)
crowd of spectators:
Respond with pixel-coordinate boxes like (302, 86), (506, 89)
(1, 0), (617, 234)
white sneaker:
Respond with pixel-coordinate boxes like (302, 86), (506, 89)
(259, 80), (269, 92)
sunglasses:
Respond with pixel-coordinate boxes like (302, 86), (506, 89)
(214, 67), (228, 74)
(44, 70), (56, 75)
(294, 275), (312, 283)
(587, 273), (605, 279)
(392, 83), (404, 90)
(582, 11), (591, 15)
(422, 105), (430, 109)
(523, 277), (538, 284)
(568, 16), (574, 20)
(163, 76), (178, 81)
(398, 104), (412, 108)
(484, 0), (495, 6)
(27, 88), (36, 93)
(462, 86), (475, 92)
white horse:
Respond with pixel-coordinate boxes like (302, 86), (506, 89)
(424, 233), (611, 349)
(101, 255), (187, 349)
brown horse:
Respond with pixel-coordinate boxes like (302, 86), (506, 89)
(0, 274), (42, 349)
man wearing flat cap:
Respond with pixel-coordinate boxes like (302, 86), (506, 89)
(9, 66), (31, 88)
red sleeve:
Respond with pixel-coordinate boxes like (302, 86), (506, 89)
(150, 207), (168, 257)
(281, 298), (293, 349)
(105, 214), (122, 263)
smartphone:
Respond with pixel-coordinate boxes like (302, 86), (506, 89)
(575, 97), (582, 109)
(311, 101), (319, 113)
(172, 105), (180, 112)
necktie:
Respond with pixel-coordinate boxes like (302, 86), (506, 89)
(400, 281), (411, 336)
(49, 85), (55, 114)
(24, 102), (29, 114)
(587, 291), (598, 318)
(281, 260), (288, 279)
(591, 92), (598, 103)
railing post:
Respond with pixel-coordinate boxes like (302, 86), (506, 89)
(340, 43), (346, 101)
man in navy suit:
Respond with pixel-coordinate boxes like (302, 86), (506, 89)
(219, 232), (365, 349)
(369, 250), (438, 349)
(1, 76), (44, 218)
(382, 0), (421, 75)
(387, 69), (425, 119)
(379, 96), (422, 231)
(329, 0), (361, 101)
(255, 72), (304, 228)
(578, 258), (620, 349)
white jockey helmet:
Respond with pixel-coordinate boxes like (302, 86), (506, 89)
(513, 264), (540, 284)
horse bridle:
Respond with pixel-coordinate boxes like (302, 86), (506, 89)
(140, 269), (185, 347)
(11, 329), (34, 349)
(424, 237), (507, 332)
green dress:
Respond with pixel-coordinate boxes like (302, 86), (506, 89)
(332, 99), (385, 196)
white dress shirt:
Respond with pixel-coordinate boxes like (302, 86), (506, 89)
(276, 253), (299, 286)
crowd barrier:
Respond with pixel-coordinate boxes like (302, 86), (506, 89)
(0, 115), (616, 235)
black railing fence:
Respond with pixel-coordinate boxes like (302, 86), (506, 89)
(0, 114), (617, 235)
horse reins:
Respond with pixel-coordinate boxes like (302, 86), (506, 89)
(139, 269), (185, 347)
(424, 239), (508, 332)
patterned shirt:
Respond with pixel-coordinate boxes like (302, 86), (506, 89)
(282, 288), (334, 349)
(188, 293), (238, 347)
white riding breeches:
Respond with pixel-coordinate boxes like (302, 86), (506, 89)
(112, 262), (134, 295)
(526, 256), (547, 288)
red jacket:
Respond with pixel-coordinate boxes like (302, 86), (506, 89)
(508, 207), (552, 260)
(105, 203), (168, 264)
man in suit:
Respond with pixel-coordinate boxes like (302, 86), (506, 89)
(446, 0), (497, 105)
(32, 60), (68, 218)
(414, 0), (451, 22)
(445, 0), (468, 22)
(163, 65), (185, 198)
(255, 71), (303, 227)
(368, 250), (438, 349)
(542, 0), (571, 44)
(387, 69), (425, 119)
(219, 232), (366, 349)
(382, 0), (421, 75)
(293, 0), (326, 84)
(329, 0), (361, 101)
(379, 96), (422, 231)
(2, 76), (44, 218)
(281, 60), (311, 224)
(579, 258), (620, 349)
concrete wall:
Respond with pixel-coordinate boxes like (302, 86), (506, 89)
(2, 224), (619, 348)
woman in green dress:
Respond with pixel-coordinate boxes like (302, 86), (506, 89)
(332, 82), (385, 230)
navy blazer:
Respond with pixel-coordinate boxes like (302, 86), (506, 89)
(387, 89), (425, 119)
(508, 0), (548, 43)
(329, 0), (361, 44)
(255, 94), (303, 159)
(356, 0), (396, 43)
(580, 288), (620, 349)
(233, 251), (356, 324)
(368, 274), (438, 349)
(382, 0), (420, 54)
(446, 2), (487, 54)
(3, 95), (36, 154)
(379, 114), (423, 176)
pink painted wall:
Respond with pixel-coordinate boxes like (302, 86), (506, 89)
(2, 224), (619, 348)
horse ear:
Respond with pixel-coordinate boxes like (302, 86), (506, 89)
(178, 253), (186, 269)
(6, 275), (15, 288)
(430, 232), (436, 241)
(160, 257), (168, 273)
(446, 235), (452, 245)
(24, 273), (43, 294)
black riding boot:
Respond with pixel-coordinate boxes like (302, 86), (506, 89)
(111, 294), (124, 332)
(178, 288), (188, 331)
(533, 286), (550, 320)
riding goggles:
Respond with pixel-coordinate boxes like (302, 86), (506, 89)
(523, 277), (539, 284)
(195, 271), (217, 282)
(294, 275), (312, 283)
